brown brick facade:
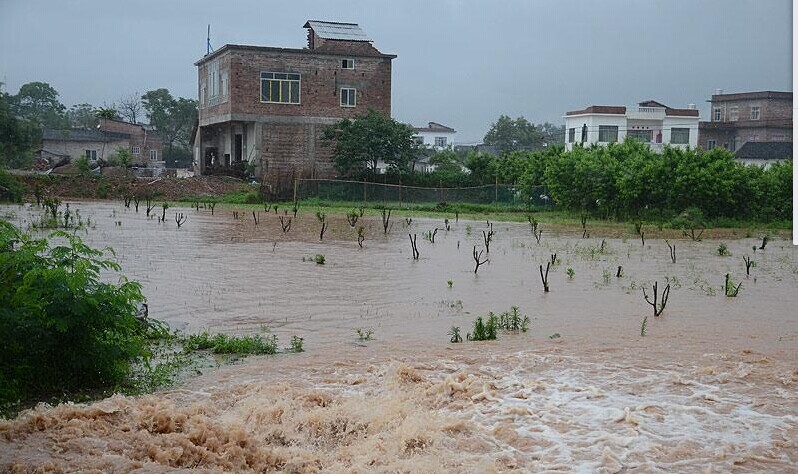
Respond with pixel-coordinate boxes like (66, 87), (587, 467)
(698, 91), (792, 153)
(194, 22), (394, 196)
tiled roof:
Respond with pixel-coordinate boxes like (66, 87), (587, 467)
(42, 129), (130, 142)
(735, 141), (792, 160)
(566, 106), (627, 116)
(414, 122), (456, 133)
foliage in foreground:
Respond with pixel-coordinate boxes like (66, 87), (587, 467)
(0, 221), (148, 410)
(466, 306), (530, 342)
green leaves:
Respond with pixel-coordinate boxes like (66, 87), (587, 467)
(322, 109), (420, 177)
(0, 222), (147, 409)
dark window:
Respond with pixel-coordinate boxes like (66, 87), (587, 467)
(340, 88), (356, 107)
(598, 125), (618, 143)
(341, 58), (355, 69)
(627, 129), (653, 142)
(568, 128), (575, 143)
(670, 128), (690, 145)
(260, 71), (300, 104)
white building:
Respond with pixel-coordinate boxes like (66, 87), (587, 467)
(413, 122), (456, 150)
(563, 100), (700, 151)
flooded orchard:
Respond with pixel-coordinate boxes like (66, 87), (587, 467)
(1, 201), (797, 472)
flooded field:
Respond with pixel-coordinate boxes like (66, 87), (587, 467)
(1, 201), (797, 472)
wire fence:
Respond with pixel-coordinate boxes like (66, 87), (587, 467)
(296, 179), (553, 209)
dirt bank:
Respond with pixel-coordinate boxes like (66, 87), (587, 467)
(16, 174), (254, 201)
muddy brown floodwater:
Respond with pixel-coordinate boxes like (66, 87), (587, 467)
(1, 201), (797, 473)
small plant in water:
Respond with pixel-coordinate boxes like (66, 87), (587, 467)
(566, 268), (575, 279)
(640, 316), (648, 337)
(313, 254), (326, 265)
(498, 306), (530, 332)
(549, 333), (561, 339)
(356, 328), (374, 341)
(602, 268), (611, 285)
(724, 273), (742, 297)
(288, 335), (304, 353)
(447, 280), (453, 288)
(468, 313), (499, 341)
(717, 243), (731, 256)
(448, 326), (462, 343)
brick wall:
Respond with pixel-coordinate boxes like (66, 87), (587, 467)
(196, 44), (393, 192)
(99, 119), (164, 164)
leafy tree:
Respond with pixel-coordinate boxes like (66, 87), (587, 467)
(67, 103), (98, 129)
(142, 89), (198, 160)
(0, 89), (41, 169)
(484, 116), (563, 154)
(0, 222), (149, 408)
(322, 109), (420, 178)
(96, 107), (119, 120)
(8, 82), (68, 128)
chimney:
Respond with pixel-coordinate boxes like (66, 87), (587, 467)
(714, 88), (723, 96)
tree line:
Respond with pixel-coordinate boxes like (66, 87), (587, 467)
(323, 111), (792, 222)
(0, 81), (197, 168)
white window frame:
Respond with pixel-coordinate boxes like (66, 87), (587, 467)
(260, 72), (301, 105)
(598, 125), (618, 143)
(149, 149), (158, 161)
(85, 149), (97, 160)
(713, 107), (722, 121)
(729, 106), (739, 121)
(750, 106), (760, 120)
(131, 146), (141, 155)
(707, 139), (716, 150)
(670, 128), (690, 145)
(341, 58), (355, 69)
(434, 136), (447, 147)
(340, 87), (356, 107)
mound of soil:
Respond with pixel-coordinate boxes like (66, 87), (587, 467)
(17, 174), (254, 201)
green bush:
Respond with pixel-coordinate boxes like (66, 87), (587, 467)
(183, 331), (278, 355)
(0, 221), (149, 409)
(0, 169), (25, 203)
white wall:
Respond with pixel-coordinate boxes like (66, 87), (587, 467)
(415, 130), (456, 149)
(662, 116), (700, 149)
(564, 114), (626, 150)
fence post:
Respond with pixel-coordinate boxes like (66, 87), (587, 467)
(363, 178), (367, 203)
(495, 177), (499, 209)
(293, 178), (298, 204)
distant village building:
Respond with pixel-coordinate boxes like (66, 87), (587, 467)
(38, 118), (163, 172)
(563, 100), (700, 151)
(697, 90), (792, 166)
(414, 122), (456, 150)
(193, 20), (395, 195)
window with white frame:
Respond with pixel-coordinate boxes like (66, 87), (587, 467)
(729, 106), (739, 121)
(220, 71), (228, 98)
(341, 58), (355, 69)
(707, 140), (716, 150)
(260, 72), (301, 104)
(627, 129), (653, 142)
(598, 125), (618, 143)
(568, 128), (575, 143)
(132, 146), (141, 155)
(434, 136), (447, 147)
(340, 87), (356, 107)
(208, 60), (219, 98)
(670, 128), (690, 145)
(750, 106), (760, 120)
(85, 150), (97, 160)
(713, 107), (722, 121)
(150, 150), (158, 161)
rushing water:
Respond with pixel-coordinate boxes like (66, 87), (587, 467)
(1, 201), (797, 472)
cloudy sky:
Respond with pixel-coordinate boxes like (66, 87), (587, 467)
(0, 0), (792, 143)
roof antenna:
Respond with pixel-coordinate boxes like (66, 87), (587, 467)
(206, 24), (214, 55)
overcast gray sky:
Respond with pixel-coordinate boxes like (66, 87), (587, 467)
(0, 0), (792, 143)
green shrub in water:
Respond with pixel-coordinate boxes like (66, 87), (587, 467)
(0, 221), (149, 410)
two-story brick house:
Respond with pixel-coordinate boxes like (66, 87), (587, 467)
(193, 20), (395, 195)
(697, 90), (792, 154)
